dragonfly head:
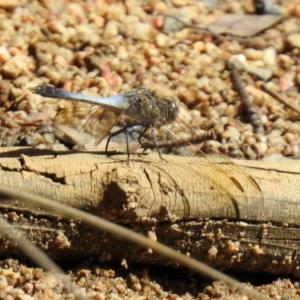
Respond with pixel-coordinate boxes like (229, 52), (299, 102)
(164, 99), (179, 124)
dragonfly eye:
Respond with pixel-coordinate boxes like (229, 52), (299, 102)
(166, 100), (179, 121)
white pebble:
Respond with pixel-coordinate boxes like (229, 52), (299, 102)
(227, 54), (248, 71)
(263, 47), (276, 65)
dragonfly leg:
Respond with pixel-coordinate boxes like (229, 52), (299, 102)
(125, 129), (130, 164)
(105, 125), (140, 163)
(106, 127), (126, 153)
(151, 126), (165, 161)
(138, 126), (165, 161)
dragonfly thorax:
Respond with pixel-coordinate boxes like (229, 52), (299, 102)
(123, 88), (179, 128)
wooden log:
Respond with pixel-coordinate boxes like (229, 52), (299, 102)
(0, 147), (299, 276)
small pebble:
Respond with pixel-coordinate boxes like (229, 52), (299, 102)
(286, 33), (300, 49)
(103, 20), (119, 38)
(246, 66), (272, 81)
(131, 22), (158, 41)
(155, 33), (171, 47)
(227, 54), (248, 71)
(0, 46), (11, 63)
(222, 126), (241, 143)
(205, 42), (223, 59)
(244, 49), (263, 61)
(262, 47), (277, 65)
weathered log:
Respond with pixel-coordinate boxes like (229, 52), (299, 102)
(0, 147), (299, 276)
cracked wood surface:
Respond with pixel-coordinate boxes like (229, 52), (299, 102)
(0, 147), (300, 276)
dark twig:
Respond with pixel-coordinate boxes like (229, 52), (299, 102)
(261, 83), (300, 115)
(230, 68), (265, 134)
(141, 130), (216, 150)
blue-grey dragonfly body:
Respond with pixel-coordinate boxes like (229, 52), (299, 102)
(29, 85), (179, 158)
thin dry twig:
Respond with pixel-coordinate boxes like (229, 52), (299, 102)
(0, 216), (87, 300)
(231, 68), (265, 134)
(141, 130), (216, 150)
(262, 83), (300, 115)
(0, 186), (270, 300)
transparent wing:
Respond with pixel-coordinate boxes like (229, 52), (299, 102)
(52, 102), (119, 146)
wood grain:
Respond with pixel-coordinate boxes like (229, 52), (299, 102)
(0, 147), (299, 276)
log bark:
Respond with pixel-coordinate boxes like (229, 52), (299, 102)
(0, 147), (300, 276)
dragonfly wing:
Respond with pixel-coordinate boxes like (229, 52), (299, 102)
(83, 105), (120, 146)
(53, 102), (119, 147)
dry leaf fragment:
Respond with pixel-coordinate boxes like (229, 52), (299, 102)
(208, 14), (283, 37)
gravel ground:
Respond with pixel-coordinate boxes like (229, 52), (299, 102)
(1, 0), (300, 299)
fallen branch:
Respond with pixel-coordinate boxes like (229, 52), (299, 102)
(0, 147), (299, 277)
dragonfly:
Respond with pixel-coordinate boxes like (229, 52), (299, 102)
(29, 85), (264, 220)
(29, 85), (178, 160)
